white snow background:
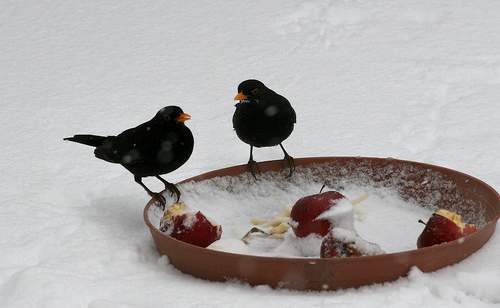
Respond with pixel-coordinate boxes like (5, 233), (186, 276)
(1, 1), (500, 307)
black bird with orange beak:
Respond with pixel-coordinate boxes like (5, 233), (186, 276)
(64, 106), (193, 206)
(232, 80), (296, 178)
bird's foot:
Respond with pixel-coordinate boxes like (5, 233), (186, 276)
(149, 192), (167, 210)
(247, 159), (260, 180)
(164, 182), (181, 203)
(283, 155), (295, 177)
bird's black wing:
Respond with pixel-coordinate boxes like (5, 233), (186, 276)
(94, 119), (160, 165)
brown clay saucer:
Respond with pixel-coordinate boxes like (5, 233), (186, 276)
(144, 157), (500, 291)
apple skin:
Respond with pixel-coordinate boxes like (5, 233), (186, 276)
(160, 206), (222, 248)
(417, 214), (463, 248)
(320, 233), (361, 258)
(290, 191), (346, 238)
(463, 224), (477, 236)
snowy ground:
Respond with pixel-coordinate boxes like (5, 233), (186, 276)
(1, 0), (500, 307)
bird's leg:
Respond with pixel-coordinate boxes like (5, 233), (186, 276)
(156, 175), (181, 203)
(279, 143), (295, 177)
(247, 145), (259, 179)
(134, 175), (166, 209)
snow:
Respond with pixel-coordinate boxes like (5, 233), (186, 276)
(150, 176), (433, 257)
(276, 233), (325, 258)
(328, 228), (384, 256)
(353, 187), (436, 252)
(317, 198), (355, 230)
(180, 213), (196, 229)
(1, 0), (500, 307)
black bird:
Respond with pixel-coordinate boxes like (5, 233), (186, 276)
(64, 106), (193, 206)
(232, 80), (296, 177)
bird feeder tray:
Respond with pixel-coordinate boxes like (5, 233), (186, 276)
(144, 157), (500, 291)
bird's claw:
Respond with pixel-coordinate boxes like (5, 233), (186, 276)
(164, 183), (181, 203)
(247, 159), (260, 180)
(170, 190), (181, 203)
(149, 192), (167, 210)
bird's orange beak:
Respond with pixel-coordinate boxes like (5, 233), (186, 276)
(234, 92), (248, 101)
(175, 112), (191, 122)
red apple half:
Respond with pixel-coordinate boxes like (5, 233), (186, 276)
(417, 209), (477, 248)
(160, 202), (222, 248)
(290, 190), (352, 238)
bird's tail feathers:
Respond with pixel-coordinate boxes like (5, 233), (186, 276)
(64, 134), (106, 147)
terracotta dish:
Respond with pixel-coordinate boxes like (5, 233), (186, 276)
(144, 157), (500, 291)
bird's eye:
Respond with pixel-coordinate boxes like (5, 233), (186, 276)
(251, 88), (259, 95)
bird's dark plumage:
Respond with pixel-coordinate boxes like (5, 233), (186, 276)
(65, 106), (193, 206)
(232, 80), (296, 177)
